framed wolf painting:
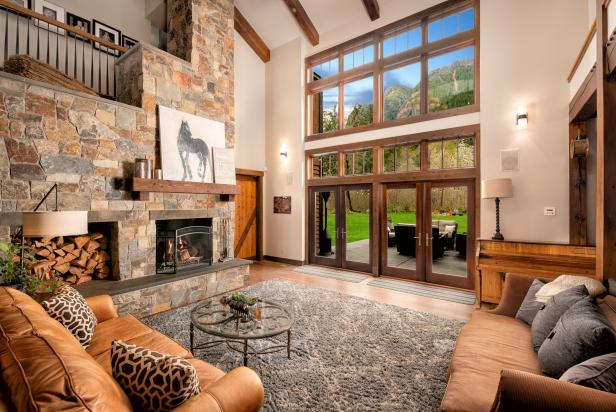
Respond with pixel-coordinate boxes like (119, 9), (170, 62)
(159, 106), (225, 183)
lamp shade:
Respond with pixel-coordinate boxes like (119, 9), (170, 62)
(481, 178), (513, 199)
(22, 211), (88, 237)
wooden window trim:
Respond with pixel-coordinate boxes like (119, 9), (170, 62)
(305, 0), (479, 140)
(306, 124), (479, 184)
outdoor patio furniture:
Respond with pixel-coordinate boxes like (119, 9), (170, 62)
(394, 224), (416, 256)
(387, 219), (396, 247)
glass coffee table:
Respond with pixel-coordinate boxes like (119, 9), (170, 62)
(190, 298), (293, 366)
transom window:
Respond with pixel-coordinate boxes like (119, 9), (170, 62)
(306, 0), (478, 139)
(428, 137), (475, 169)
(428, 8), (474, 43)
(383, 26), (421, 58)
(345, 150), (373, 175)
(383, 143), (421, 173)
(313, 153), (339, 177)
(344, 45), (375, 71)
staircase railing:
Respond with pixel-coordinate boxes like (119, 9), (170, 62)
(0, 0), (128, 99)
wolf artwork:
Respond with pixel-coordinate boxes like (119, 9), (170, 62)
(159, 106), (225, 183)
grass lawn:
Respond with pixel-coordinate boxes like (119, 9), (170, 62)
(325, 212), (467, 245)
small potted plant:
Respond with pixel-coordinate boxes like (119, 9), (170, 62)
(0, 240), (61, 300)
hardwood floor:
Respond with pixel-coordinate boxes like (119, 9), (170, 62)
(248, 260), (474, 321)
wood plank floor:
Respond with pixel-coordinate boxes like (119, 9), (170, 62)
(248, 260), (474, 321)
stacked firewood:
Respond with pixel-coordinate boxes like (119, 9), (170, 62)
(25, 233), (111, 285)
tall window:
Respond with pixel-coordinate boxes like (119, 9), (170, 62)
(306, 1), (478, 139)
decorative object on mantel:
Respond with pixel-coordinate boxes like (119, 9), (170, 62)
(274, 196), (292, 214)
(481, 178), (513, 241)
(154, 169), (163, 179)
(218, 218), (231, 262)
(134, 158), (153, 179)
(159, 106), (225, 184)
(212, 147), (236, 185)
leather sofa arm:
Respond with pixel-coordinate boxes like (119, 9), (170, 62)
(486, 273), (535, 317)
(85, 295), (118, 323)
(173, 367), (264, 412)
(491, 369), (616, 412)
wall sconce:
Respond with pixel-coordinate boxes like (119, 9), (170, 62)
(516, 107), (528, 128)
(279, 147), (288, 160)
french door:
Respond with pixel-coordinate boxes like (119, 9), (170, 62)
(308, 185), (372, 272)
(382, 180), (475, 289)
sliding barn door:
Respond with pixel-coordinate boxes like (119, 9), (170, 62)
(234, 175), (258, 260)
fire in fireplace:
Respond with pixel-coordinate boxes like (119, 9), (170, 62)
(156, 219), (213, 274)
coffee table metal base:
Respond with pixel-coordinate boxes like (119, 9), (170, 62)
(190, 323), (291, 366)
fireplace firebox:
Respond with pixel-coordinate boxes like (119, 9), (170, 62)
(156, 218), (213, 274)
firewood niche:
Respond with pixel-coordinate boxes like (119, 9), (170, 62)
(26, 233), (111, 285)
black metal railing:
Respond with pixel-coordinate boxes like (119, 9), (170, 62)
(0, 0), (128, 99)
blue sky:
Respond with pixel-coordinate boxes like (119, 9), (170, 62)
(384, 63), (421, 91)
(428, 46), (474, 73)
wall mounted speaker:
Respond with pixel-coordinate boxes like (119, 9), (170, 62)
(500, 149), (519, 172)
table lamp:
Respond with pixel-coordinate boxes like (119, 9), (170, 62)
(481, 178), (513, 241)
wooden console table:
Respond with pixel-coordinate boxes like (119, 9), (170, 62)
(476, 240), (596, 305)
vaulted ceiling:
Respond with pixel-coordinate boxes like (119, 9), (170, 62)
(235, 0), (391, 50)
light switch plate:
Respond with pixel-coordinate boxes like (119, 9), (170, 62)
(544, 207), (556, 216)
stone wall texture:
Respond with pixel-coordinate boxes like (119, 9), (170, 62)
(0, 0), (237, 285)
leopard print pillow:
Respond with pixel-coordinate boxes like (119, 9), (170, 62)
(42, 286), (97, 347)
(111, 340), (201, 412)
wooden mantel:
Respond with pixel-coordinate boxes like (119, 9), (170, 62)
(132, 178), (240, 201)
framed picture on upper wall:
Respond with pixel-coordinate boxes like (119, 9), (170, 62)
(93, 19), (121, 55)
(6, 0), (30, 17)
(66, 12), (91, 41)
(32, 0), (65, 34)
(122, 35), (138, 50)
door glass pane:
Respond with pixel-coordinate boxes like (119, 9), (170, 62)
(430, 186), (468, 277)
(344, 189), (371, 265)
(314, 191), (337, 259)
(386, 188), (417, 271)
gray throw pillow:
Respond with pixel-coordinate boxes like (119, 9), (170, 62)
(515, 279), (545, 325)
(560, 353), (616, 393)
(531, 284), (589, 351)
(538, 298), (616, 378)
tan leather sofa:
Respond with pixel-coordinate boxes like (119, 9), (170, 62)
(440, 273), (616, 412)
(0, 287), (265, 411)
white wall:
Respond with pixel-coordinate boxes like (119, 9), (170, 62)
(480, 0), (587, 242)
(234, 33), (266, 171)
(264, 38), (305, 261)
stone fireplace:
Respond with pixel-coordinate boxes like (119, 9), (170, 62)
(0, 0), (248, 317)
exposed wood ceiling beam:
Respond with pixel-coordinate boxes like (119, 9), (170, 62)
(361, 0), (380, 21)
(281, 0), (319, 46)
(234, 7), (271, 63)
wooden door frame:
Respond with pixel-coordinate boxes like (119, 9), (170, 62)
(235, 168), (264, 261)
(380, 182), (426, 281)
(340, 184), (374, 273)
(308, 186), (342, 267)
(424, 179), (476, 290)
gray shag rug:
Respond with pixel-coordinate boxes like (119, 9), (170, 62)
(143, 280), (465, 411)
